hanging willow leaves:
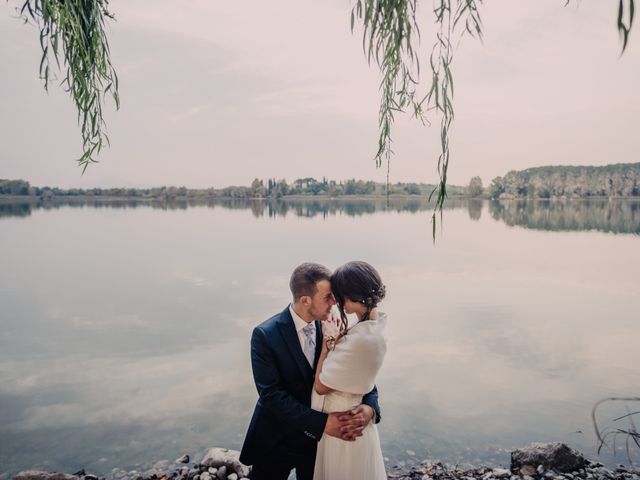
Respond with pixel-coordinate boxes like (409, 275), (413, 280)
(352, 0), (483, 238)
(14, 0), (119, 172)
(354, 0), (634, 239)
(617, 0), (635, 53)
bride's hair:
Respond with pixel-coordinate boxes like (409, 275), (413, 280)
(331, 261), (386, 334)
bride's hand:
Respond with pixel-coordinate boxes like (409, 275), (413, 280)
(321, 307), (341, 339)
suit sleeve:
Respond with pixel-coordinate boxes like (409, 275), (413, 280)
(251, 326), (328, 440)
(362, 385), (382, 424)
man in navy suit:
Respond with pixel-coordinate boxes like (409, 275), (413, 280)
(240, 263), (381, 480)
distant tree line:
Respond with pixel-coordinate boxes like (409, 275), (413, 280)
(488, 163), (640, 199)
(0, 178), (467, 199)
(6, 165), (639, 201)
(0, 179), (34, 195)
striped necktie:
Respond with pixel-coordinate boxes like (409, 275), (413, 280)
(302, 322), (316, 366)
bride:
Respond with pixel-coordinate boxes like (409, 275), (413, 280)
(311, 261), (387, 480)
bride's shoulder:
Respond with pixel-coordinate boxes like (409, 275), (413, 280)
(347, 314), (387, 345)
(375, 311), (388, 322)
(354, 311), (387, 329)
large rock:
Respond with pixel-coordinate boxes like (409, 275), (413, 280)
(511, 443), (586, 473)
(200, 448), (250, 479)
(13, 472), (78, 480)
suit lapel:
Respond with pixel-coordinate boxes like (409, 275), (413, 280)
(277, 307), (314, 383)
(313, 319), (323, 369)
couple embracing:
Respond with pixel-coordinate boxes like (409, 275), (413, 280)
(240, 261), (388, 479)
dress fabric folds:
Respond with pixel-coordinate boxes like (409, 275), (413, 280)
(311, 313), (388, 480)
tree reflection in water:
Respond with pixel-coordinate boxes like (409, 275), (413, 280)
(2, 197), (639, 235)
(489, 199), (640, 235)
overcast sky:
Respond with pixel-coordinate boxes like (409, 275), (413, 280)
(1, 0), (638, 189)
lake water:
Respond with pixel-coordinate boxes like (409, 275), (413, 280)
(1, 197), (639, 476)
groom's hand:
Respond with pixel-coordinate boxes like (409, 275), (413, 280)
(324, 411), (356, 441)
(338, 404), (375, 441)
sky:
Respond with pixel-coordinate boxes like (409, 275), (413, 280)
(1, 0), (639, 189)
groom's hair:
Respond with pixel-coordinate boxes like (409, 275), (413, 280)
(290, 263), (332, 302)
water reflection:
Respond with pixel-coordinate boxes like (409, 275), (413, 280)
(1, 196), (639, 476)
(0, 201), (33, 218)
(2, 198), (639, 235)
(488, 199), (640, 235)
(467, 199), (483, 221)
(0, 196), (441, 219)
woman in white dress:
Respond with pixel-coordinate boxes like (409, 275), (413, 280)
(311, 261), (387, 480)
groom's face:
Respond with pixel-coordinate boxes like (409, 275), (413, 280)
(308, 279), (336, 320)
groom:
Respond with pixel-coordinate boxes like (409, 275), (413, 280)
(240, 262), (381, 480)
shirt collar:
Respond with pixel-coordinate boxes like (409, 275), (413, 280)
(289, 304), (314, 332)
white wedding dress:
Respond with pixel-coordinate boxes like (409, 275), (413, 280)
(311, 313), (387, 480)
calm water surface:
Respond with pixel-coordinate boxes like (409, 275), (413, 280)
(1, 198), (639, 476)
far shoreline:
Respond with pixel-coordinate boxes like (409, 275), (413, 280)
(1, 194), (640, 203)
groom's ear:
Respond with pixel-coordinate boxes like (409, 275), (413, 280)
(300, 295), (311, 307)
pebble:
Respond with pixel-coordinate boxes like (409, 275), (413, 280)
(13, 445), (640, 480)
(215, 466), (226, 480)
(493, 468), (510, 478)
(176, 455), (190, 465)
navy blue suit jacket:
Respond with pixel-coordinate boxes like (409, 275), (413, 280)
(239, 306), (381, 467)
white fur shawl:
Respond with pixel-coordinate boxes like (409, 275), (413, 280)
(319, 312), (387, 395)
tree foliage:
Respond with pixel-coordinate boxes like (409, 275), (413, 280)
(467, 176), (483, 197)
(0, 176), (470, 198)
(489, 163), (640, 199)
(0, 179), (32, 195)
(13, 0), (119, 171)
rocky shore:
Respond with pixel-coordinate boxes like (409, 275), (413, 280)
(4, 443), (639, 480)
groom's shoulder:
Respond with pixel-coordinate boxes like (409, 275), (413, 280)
(254, 306), (290, 333)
